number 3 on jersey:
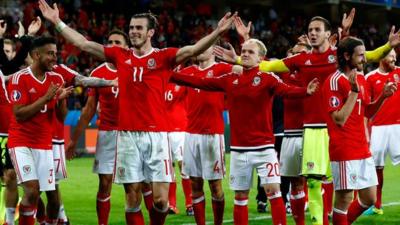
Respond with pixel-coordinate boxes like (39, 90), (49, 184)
(133, 67), (144, 82)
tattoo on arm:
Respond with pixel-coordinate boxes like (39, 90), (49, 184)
(74, 74), (113, 87)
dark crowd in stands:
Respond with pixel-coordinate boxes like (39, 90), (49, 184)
(0, 0), (393, 109)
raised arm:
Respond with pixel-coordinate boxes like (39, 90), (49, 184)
(66, 95), (97, 159)
(175, 12), (236, 64)
(365, 80), (397, 118)
(39, 0), (105, 60)
(365, 26), (400, 63)
(74, 74), (118, 87)
(170, 72), (227, 92)
(330, 71), (359, 127)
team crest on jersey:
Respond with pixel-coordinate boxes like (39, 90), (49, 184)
(147, 58), (156, 69)
(206, 70), (214, 78)
(307, 162), (314, 171)
(329, 96), (340, 108)
(11, 90), (21, 102)
(23, 165), (31, 174)
(118, 167), (125, 178)
(328, 55), (336, 63)
(252, 76), (261, 86)
(394, 74), (399, 83)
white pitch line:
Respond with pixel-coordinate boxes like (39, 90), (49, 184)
(180, 201), (400, 225)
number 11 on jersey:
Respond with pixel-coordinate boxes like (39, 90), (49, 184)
(133, 67), (143, 82)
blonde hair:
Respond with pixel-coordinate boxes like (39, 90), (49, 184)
(244, 39), (267, 57)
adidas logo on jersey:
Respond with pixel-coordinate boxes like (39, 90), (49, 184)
(125, 59), (132, 65)
(376, 80), (381, 84)
(29, 88), (37, 93)
(232, 79), (238, 85)
(305, 60), (312, 65)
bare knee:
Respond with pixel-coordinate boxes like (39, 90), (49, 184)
(124, 183), (142, 208)
(209, 179), (224, 199)
(191, 177), (204, 198)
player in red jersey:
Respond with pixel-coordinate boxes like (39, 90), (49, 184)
(172, 38), (319, 225)
(322, 37), (396, 225)
(279, 43), (311, 225)
(364, 49), (400, 215)
(39, 1), (235, 224)
(215, 11), (400, 224)
(176, 47), (232, 225)
(66, 30), (141, 225)
(164, 81), (194, 215)
(8, 36), (73, 225)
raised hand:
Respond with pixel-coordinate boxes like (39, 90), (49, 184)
(44, 82), (60, 101)
(213, 43), (238, 64)
(217, 12), (237, 34)
(388, 26), (400, 48)
(307, 78), (319, 95)
(348, 69), (359, 92)
(234, 16), (251, 41)
(57, 86), (74, 100)
(38, 0), (61, 24)
(0, 20), (7, 38)
(383, 80), (397, 97)
(297, 34), (311, 47)
(341, 8), (355, 38)
(329, 33), (338, 47)
(28, 17), (42, 36)
(17, 21), (25, 37)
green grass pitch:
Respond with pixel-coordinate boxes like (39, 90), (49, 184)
(57, 156), (400, 225)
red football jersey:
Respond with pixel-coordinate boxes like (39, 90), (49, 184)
(104, 47), (178, 131)
(323, 71), (371, 161)
(0, 71), (11, 134)
(51, 64), (77, 141)
(172, 66), (308, 151)
(366, 67), (400, 126)
(8, 67), (64, 149)
(165, 83), (187, 131)
(179, 63), (232, 134)
(88, 63), (119, 131)
(280, 71), (304, 134)
(283, 47), (337, 126)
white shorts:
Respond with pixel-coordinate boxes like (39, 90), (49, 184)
(113, 131), (173, 184)
(331, 157), (378, 191)
(182, 133), (225, 180)
(8, 147), (55, 191)
(52, 140), (67, 181)
(370, 125), (400, 166)
(93, 130), (117, 174)
(168, 132), (185, 162)
(229, 149), (281, 191)
(280, 136), (303, 177)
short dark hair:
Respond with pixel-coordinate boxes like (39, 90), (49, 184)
(131, 13), (158, 30)
(337, 36), (364, 71)
(30, 36), (57, 54)
(107, 29), (129, 46)
(310, 16), (331, 31)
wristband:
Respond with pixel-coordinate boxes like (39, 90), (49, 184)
(235, 56), (242, 65)
(55, 21), (67, 33)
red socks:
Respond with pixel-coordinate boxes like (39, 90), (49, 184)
(192, 195), (206, 225)
(212, 196), (225, 225)
(233, 197), (248, 225)
(97, 192), (111, 225)
(182, 178), (193, 207)
(268, 192), (287, 225)
(125, 208), (145, 225)
(375, 168), (384, 209)
(19, 204), (36, 225)
(168, 182), (177, 209)
(290, 190), (306, 225)
(149, 205), (168, 225)
(332, 208), (348, 225)
(347, 199), (369, 224)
